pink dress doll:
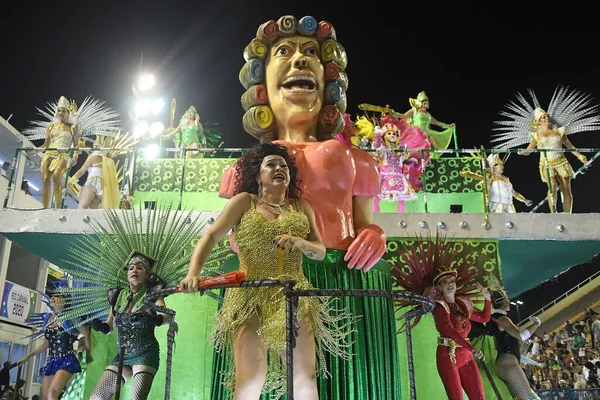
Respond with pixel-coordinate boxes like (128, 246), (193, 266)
(380, 115), (431, 191)
(372, 122), (417, 212)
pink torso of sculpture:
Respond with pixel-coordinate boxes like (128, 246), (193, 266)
(219, 139), (380, 250)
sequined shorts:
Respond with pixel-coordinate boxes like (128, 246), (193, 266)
(81, 176), (102, 196)
(110, 340), (160, 370)
(40, 353), (82, 376)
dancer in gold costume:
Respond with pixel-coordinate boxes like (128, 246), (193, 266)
(181, 143), (353, 400)
(491, 86), (599, 213)
(217, 15), (399, 400)
(24, 96), (120, 208)
(39, 96), (80, 208)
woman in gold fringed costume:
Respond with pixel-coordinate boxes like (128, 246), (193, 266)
(491, 86), (599, 213)
(23, 95), (120, 208)
(401, 91), (455, 157)
(39, 96), (80, 208)
(68, 132), (137, 209)
(218, 15), (398, 400)
(181, 143), (353, 400)
(518, 108), (587, 213)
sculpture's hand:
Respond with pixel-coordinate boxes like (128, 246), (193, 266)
(344, 224), (386, 272)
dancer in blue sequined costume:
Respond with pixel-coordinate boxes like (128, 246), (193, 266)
(18, 292), (92, 400)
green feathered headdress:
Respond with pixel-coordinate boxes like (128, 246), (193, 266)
(55, 204), (231, 326)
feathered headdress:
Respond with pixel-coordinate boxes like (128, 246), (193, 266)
(53, 205), (229, 326)
(24, 276), (79, 340)
(391, 232), (480, 331)
(23, 96), (121, 144)
(93, 130), (138, 159)
(486, 152), (510, 169)
(491, 85), (600, 149)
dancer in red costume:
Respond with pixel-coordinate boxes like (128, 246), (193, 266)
(392, 234), (491, 400)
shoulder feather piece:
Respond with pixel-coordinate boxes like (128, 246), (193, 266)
(22, 96), (120, 142)
(54, 205), (232, 328)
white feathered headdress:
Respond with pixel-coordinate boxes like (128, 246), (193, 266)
(23, 96), (121, 144)
(491, 85), (600, 149)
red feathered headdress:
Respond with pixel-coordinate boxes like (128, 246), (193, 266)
(391, 232), (480, 332)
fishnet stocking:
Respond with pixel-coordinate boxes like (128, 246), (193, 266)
(495, 353), (533, 399)
(131, 371), (155, 399)
(90, 369), (124, 400)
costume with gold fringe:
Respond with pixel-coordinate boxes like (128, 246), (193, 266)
(491, 85), (600, 182)
(215, 15), (402, 400)
(392, 234), (491, 400)
(212, 196), (354, 399)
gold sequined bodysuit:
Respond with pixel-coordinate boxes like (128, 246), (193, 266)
(212, 195), (354, 397)
(530, 128), (574, 182)
(43, 122), (74, 171)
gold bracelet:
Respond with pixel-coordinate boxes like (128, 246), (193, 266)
(515, 193), (525, 202)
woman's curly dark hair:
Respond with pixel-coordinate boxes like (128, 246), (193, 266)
(233, 143), (302, 198)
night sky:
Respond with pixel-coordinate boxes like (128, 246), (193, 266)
(2, 2), (599, 314)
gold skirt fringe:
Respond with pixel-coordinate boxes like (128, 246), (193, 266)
(42, 151), (70, 173)
(211, 280), (355, 398)
(538, 157), (574, 183)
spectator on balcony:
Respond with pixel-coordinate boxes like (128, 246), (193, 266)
(0, 162), (9, 177)
(530, 336), (541, 357)
(21, 180), (32, 196)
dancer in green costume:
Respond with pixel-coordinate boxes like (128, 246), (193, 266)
(401, 91), (455, 158)
(165, 105), (206, 159)
(216, 14), (400, 400)
(51, 206), (207, 400)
